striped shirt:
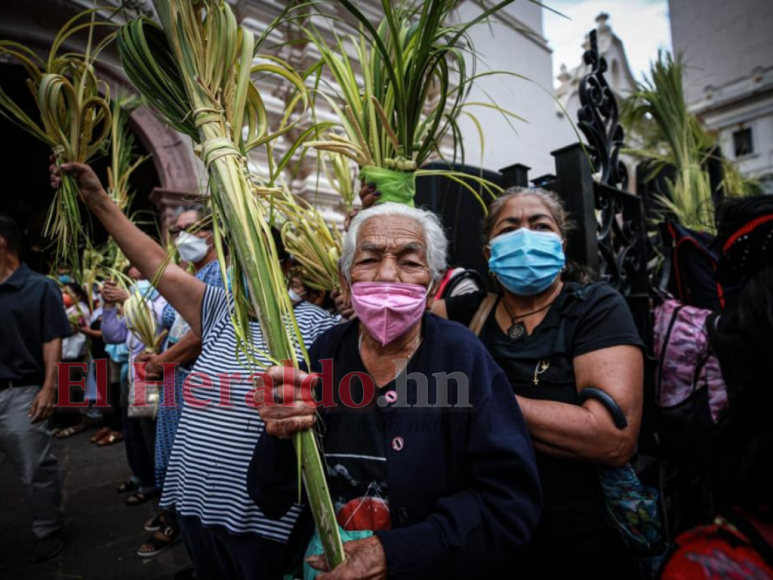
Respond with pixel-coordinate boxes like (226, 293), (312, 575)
(159, 285), (336, 540)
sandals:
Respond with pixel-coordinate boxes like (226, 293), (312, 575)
(55, 423), (86, 439)
(117, 479), (140, 494)
(97, 432), (124, 446)
(90, 426), (111, 443)
(137, 526), (180, 558)
(125, 490), (159, 507)
(144, 514), (165, 532)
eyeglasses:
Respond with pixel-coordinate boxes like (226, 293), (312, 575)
(169, 224), (205, 236)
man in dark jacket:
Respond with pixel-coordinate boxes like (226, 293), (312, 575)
(0, 214), (71, 562)
(248, 203), (542, 578)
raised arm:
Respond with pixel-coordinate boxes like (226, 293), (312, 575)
(50, 161), (206, 336)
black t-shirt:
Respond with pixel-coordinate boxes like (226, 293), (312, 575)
(0, 263), (72, 385)
(317, 324), (407, 532)
(446, 282), (643, 546)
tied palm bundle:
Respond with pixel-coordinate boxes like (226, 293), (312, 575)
(305, 0), (521, 208)
(0, 10), (115, 275)
(106, 95), (150, 273)
(81, 243), (107, 313)
(274, 189), (343, 292)
(622, 52), (759, 233)
(123, 290), (165, 354)
(80, 97), (148, 310)
(322, 152), (357, 210)
(117, 0), (344, 566)
(108, 95), (149, 213)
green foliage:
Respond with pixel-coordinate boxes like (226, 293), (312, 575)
(0, 10), (116, 278)
(622, 51), (759, 233)
(303, 0), (524, 206)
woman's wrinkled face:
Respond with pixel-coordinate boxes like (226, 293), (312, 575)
(170, 210), (213, 244)
(485, 195), (563, 258)
(341, 215), (432, 300)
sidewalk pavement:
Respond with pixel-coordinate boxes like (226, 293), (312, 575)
(0, 429), (189, 580)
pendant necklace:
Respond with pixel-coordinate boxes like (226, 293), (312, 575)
(501, 297), (556, 340)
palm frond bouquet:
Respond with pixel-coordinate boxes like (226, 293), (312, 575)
(124, 290), (166, 354)
(116, 0), (344, 566)
(622, 52), (759, 233)
(304, 0), (518, 209)
(323, 152), (357, 210)
(0, 10), (115, 276)
(269, 186), (344, 292)
(622, 52), (715, 231)
(106, 95), (150, 274)
(77, 96), (148, 311)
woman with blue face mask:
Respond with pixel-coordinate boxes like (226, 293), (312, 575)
(433, 187), (646, 579)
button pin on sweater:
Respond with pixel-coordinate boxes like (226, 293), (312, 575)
(391, 436), (404, 452)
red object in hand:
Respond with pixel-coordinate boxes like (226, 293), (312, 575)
(337, 497), (391, 532)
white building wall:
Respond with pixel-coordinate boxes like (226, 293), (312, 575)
(669, 0), (773, 191)
(701, 69), (773, 187)
(669, 0), (773, 105)
(454, 1), (575, 178)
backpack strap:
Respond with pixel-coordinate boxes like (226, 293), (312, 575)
(468, 294), (497, 337)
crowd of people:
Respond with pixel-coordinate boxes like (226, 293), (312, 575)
(0, 156), (771, 579)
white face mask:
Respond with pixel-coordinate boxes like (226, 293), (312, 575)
(288, 288), (304, 304)
(175, 231), (209, 263)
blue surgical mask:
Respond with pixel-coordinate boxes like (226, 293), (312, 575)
(488, 228), (565, 296)
(130, 280), (159, 301)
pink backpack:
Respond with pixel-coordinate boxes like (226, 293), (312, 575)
(653, 298), (728, 459)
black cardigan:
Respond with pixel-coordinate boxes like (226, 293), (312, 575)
(247, 314), (542, 578)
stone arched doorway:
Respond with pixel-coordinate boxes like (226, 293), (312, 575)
(0, 0), (202, 269)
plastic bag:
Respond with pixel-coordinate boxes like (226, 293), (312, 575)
(360, 166), (416, 206)
(302, 526), (374, 580)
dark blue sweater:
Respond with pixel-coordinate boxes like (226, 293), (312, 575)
(247, 314), (542, 578)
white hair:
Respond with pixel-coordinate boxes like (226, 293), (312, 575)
(340, 202), (448, 284)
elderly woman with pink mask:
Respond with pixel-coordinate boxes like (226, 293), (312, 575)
(248, 202), (542, 580)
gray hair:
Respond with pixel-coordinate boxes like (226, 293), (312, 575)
(483, 186), (574, 241)
(173, 203), (213, 230)
(341, 202), (448, 285)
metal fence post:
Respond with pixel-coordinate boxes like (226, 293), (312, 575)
(551, 143), (599, 271)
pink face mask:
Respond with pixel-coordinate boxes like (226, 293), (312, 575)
(350, 282), (429, 346)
